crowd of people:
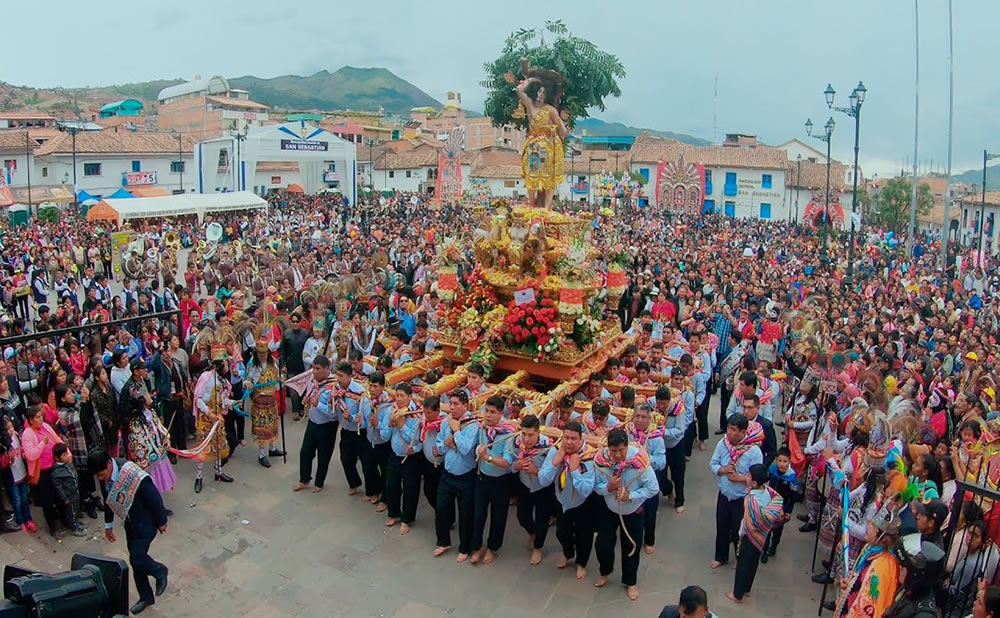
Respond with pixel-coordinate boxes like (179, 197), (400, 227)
(0, 189), (999, 616)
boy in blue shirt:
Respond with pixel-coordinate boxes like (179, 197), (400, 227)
(433, 390), (479, 561)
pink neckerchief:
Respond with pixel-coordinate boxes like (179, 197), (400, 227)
(419, 415), (444, 443)
(483, 420), (517, 442)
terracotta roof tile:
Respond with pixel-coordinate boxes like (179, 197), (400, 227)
(35, 132), (198, 157)
(466, 147), (522, 178)
(374, 144), (439, 170)
(0, 131), (39, 152)
(787, 159), (846, 191)
(563, 149), (630, 174)
(630, 132), (787, 170)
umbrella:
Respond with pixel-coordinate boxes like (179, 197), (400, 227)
(286, 183), (305, 194)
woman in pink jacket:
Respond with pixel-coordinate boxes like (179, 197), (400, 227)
(21, 405), (64, 536)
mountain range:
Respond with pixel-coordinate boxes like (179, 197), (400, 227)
(2, 66), (709, 146)
(951, 165), (1000, 189)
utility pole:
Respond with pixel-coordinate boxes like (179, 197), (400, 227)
(24, 131), (32, 211)
(907, 0), (920, 255)
(71, 127), (78, 210)
(940, 0), (954, 272)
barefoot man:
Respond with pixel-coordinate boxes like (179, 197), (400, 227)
(538, 420), (596, 580)
(593, 428), (659, 601)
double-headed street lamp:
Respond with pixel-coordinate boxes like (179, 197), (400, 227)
(826, 81), (867, 287)
(805, 116), (835, 267)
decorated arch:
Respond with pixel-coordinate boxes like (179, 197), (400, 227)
(655, 154), (705, 215)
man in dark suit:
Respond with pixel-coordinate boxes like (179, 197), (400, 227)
(90, 451), (169, 615)
(742, 394), (777, 467)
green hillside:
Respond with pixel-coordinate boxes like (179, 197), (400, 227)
(575, 117), (710, 146)
(229, 67), (442, 115)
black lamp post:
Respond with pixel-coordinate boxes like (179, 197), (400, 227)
(805, 116), (835, 268)
(827, 81), (866, 287)
(981, 149), (999, 258)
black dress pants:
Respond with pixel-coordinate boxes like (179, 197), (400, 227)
(435, 469), (474, 553)
(515, 483), (554, 549)
(663, 442), (687, 506)
(595, 504), (644, 586)
(421, 458), (441, 510)
(472, 474), (510, 552)
(385, 452), (422, 524)
(714, 491), (744, 564)
(641, 494), (659, 547)
(555, 495), (597, 568)
(733, 536), (763, 599)
(299, 420), (338, 488)
(365, 442), (390, 499)
(126, 530), (166, 604)
(338, 426), (366, 490)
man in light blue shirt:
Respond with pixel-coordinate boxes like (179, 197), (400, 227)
(657, 379), (689, 514)
(537, 420), (596, 579)
(381, 382), (422, 534)
(433, 390), (479, 561)
(365, 371), (393, 509)
(471, 395), (515, 565)
(294, 356), (339, 493)
(709, 413), (762, 568)
(593, 428), (660, 601)
(625, 403), (666, 555)
(507, 413), (554, 566)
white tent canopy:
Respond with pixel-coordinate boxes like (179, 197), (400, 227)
(103, 191), (266, 226)
(196, 121), (357, 205)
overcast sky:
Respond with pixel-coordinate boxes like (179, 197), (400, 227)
(5, 0), (998, 177)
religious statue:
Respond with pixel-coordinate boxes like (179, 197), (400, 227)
(514, 58), (569, 209)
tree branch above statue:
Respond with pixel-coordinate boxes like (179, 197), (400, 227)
(481, 20), (626, 131)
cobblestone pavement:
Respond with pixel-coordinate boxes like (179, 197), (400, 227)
(0, 400), (832, 617)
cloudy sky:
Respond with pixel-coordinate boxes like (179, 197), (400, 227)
(6, 0), (998, 176)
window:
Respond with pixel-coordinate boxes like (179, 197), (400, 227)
(504, 180), (516, 188)
(704, 170), (713, 194)
(170, 161), (185, 173)
(406, 170), (412, 178)
(327, 163), (336, 172)
(131, 160), (141, 173)
(724, 172), (737, 196)
(724, 201), (735, 217)
(218, 149), (229, 168)
(3, 159), (15, 172)
(83, 163), (101, 177)
(389, 171), (395, 178)
(759, 202), (772, 219)
(639, 168), (649, 183)
(761, 174), (772, 189)
(41, 167), (48, 178)
(703, 199), (715, 214)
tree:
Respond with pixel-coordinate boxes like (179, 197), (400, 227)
(873, 177), (934, 233)
(481, 20), (625, 131)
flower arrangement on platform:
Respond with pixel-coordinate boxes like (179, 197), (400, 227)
(467, 341), (498, 378)
(502, 288), (562, 361)
(569, 314), (603, 350)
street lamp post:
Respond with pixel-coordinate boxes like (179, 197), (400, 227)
(70, 127), (78, 209)
(230, 126), (249, 192)
(981, 149), (1000, 259)
(805, 116), (835, 268)
(795, 154), (801, 223)
(24, 131), (32, 210)
(827, 81), (867, 287)
(176, 132), (184, 193)
(588, 156), (607, 206)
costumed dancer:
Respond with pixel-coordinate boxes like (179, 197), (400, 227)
(832, 497), (903, 618)
(593, 427), (659, 601)
(192, 343), (236, 493)
(507, 413), (553, 566)
(537, 420), (596, 580)
(245, 324), (285, 468)
(120, 360), (176, 496)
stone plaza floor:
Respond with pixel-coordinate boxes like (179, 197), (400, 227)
(0, 401), (835, 617)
